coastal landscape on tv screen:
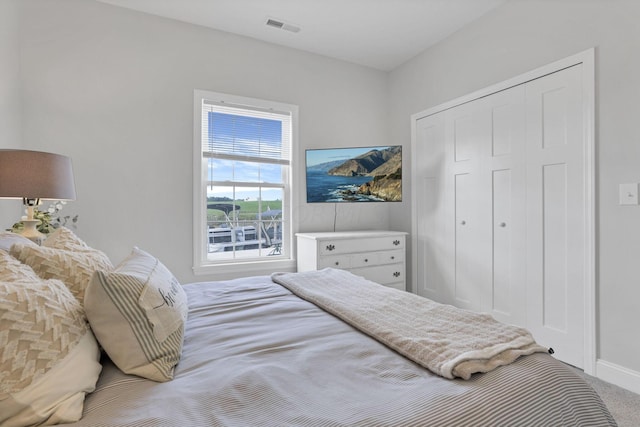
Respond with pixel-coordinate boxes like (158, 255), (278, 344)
(305, 146), (402, 203)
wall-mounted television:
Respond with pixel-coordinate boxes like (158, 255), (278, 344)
(305, 145), (402, 203)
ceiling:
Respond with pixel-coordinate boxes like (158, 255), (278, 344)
(96, 0), (507, 71)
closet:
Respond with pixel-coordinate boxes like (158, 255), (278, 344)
(411, 51), (594, 370)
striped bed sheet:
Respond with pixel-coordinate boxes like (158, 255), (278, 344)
(68, 275), (617, 427)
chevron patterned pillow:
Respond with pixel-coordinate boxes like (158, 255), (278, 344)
(10, 244), (114, 305)
(0, 250), (41, 283)
(0, 278), (102, 426)
(43, 226), (90, 251)
(85, 247), (188, 382)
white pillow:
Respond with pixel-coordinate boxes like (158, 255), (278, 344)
(85, 247), (188, 382)
(0, 231), (37, 252)
(0, 278), (102, 426)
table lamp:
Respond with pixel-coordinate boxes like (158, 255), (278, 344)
(0, 149), (76, 242)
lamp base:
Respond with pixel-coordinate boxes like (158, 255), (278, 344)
(19, 219), (45, 245)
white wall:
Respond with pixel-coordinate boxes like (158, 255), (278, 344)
(0, 0), (23, 224)
(389, 0), (640, 387)
(16, 0), (391, 282)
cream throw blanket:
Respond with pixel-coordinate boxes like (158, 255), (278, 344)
(271, 268), (548, 380)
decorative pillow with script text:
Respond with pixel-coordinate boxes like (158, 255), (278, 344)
(85, 247), (188, 382)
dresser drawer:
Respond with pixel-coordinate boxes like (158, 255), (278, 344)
(319, 236), (404, 255)
(349, 252), (380, 268)
(319, 250), (402, 269)
(318, 254), (351, 269)
(376, 249), (404, 265)
(384, 281), (406, 291)
(350, 263), (405, 287)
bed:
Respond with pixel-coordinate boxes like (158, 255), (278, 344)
(0, 229), (617, 427)
(74, 275), (616, 427)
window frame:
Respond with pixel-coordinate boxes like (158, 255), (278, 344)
(192, 90), (298, 276)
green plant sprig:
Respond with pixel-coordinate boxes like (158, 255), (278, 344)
(11, 201), (79, 234)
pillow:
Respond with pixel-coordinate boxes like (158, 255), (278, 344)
(0, 278), (102, 426)
(9, 244), (114, 305)
(0, 231), (38, 253)
(84, 247), (188, 382)
(0, 250), (41, 283)
(43, 227), (90, 251)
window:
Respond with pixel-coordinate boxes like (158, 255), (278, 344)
(193, 90), (297, 275)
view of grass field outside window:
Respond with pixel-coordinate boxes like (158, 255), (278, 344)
(201, 99), (291, 263)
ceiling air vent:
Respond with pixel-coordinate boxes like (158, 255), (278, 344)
(266, 19), (284, 29)
(266, 18), (300, 33)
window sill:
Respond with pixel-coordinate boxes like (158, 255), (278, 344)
(192, 258), (296, 279)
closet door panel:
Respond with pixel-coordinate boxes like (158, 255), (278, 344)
(413, 115), (448, 301)
(449, 103), (488, 311)
(526, 64), (584, 368)
(453, 115), (476, 162)
(542, 163), (568, 331)
(491, 168), (513, 316)
(492, 103), (516, 157)
(485, 87), (527, 325)
(542, 87), (570, 149)
(453, 172), (478, 309)
(416, 176), (439, 298)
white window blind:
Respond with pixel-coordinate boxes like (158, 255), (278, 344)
(201, 101), (291, 165)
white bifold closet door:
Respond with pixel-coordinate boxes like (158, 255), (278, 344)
(413, 64), (586, 369)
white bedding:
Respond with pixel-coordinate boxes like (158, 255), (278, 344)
(66, 275), (617, 427)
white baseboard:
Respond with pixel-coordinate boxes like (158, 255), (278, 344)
(596, 359), (640, 395)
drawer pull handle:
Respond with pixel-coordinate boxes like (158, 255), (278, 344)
(393, 272), (401, 278)
(390, 256), (395, 260)
(393, 240), (400, 246)
(334, 261), (340, 266)
(364, 259), (368, 263)
(499, 222), (507, 228)
(326, 244), (335, 251)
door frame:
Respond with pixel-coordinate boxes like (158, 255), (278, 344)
(410, 48), (596, 374)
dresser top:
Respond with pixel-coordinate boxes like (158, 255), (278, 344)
(296, 230), (408, 240)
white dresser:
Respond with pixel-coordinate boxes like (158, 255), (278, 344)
(296, 230), (408, 291)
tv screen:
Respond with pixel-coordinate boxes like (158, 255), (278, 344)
(305, 145), (402, 203)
